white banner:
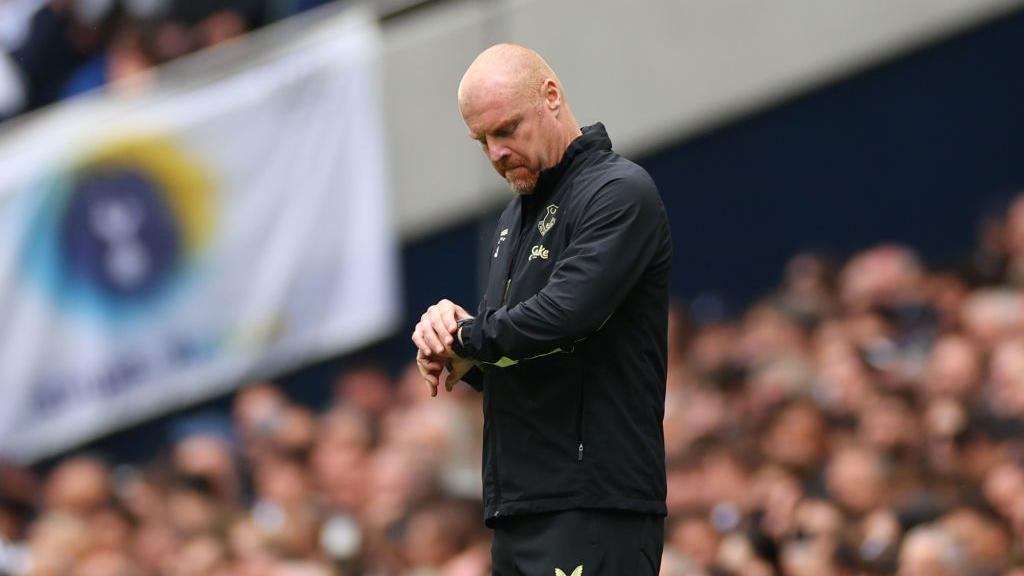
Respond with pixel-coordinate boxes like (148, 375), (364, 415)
(0, 7), (398, 462)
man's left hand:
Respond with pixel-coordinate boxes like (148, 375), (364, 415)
(444, 355), (476, 393)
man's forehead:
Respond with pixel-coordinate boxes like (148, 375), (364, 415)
(460, 70), (519, 107)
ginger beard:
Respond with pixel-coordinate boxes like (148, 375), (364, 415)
(498, 160), (539, 195)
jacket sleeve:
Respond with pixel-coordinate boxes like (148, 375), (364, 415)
(455, 296), (490, 390)
(454, 176), (666, 365)
(459, 365), (484, 391)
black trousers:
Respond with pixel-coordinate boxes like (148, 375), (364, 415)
(491, 509), (664, 575)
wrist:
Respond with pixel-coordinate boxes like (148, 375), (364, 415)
(453, 318), (474, 357)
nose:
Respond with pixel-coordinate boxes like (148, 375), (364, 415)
(486, 136), (510, 164)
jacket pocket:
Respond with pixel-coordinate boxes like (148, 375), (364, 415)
(493, 355), (582, 502)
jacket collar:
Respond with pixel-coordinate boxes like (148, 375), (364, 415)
(531, 122), (612, 200)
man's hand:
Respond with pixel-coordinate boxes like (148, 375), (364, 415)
(416, 350), (476, 397)
(443, 355), (475, 393)
(411, 299), (471, 357)
(412, 299), (473, 396)
(416, 348), (446, 397)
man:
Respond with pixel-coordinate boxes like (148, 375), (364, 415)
(412, 43), (671, 575)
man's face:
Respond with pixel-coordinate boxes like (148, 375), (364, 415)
(461, 82), (554, 195)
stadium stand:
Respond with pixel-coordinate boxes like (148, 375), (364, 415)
(4, 195), (1024, 574)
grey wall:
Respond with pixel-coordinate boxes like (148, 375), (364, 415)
(380, 0), (1024, 239)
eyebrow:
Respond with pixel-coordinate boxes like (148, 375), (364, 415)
(469, 116), (521, 141)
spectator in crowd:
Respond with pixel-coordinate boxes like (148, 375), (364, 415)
(0, 0), (333, 121)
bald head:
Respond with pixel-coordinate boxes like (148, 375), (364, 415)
(459, 44), (559, 109)
(458, 44), (581, 195)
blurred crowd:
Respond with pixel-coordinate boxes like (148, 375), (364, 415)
(0, 367), (490, 576)
(8, 191), (1024, 575)
(0, 0), (335, 122)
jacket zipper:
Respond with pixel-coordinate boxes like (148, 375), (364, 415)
(576, 352), (585, 462)
(503, 198), (583, 463)
(502, 198), (532, 305)
(491, 201), (530, 517)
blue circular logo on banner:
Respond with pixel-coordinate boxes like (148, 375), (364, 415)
(22, 137), (214, 325)
(60, 167), (182, 299)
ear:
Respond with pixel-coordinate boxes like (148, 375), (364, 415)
(541, 78), (561, 112)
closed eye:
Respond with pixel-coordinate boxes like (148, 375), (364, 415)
(494, 120), (519, 138)
(470, 118), (520, 150)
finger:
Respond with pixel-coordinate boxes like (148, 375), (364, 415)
(428, 307), (454, 346)
(417, 348), (446, 374)
(420, 362), (445, 380)
(436, 301), (459, 333)
(419, 357), (445, 372)
(411, 328), (433, 357)
(423, 327), (446, 355)
(416, 318), (445, 355)
(416, 356), (439, 397)
(422, 372), (438, 397)
(419, 315), (446, 355)
(424, 359), (439, 396)
(416, 358), (438, 385)
(445, 369), (458, 392)
(454, 304), (471, 320)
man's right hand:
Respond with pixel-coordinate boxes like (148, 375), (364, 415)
(411, 299), (471, 358)
(412, 299), (474, 397)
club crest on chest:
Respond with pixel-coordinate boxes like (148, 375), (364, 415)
(538, 204), (558, 236)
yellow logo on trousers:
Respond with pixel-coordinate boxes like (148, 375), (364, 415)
(555, 566), (582, 576)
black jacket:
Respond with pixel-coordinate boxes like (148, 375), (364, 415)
(453, 123), (672, 525)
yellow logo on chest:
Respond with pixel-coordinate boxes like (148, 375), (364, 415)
(555, 566), (582, 576)
(529, 244), (549, 261)
(538, 204), (558, 236)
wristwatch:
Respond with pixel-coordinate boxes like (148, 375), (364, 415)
(455, 318), (474, 347)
